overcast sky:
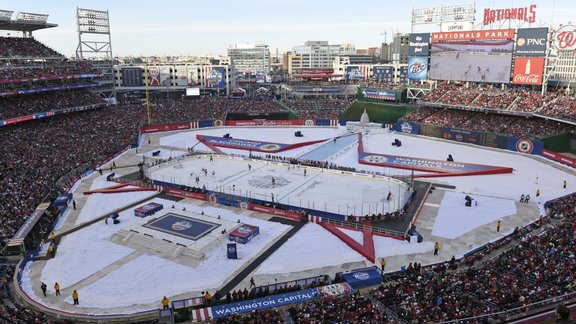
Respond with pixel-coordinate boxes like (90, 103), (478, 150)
(2, 0), (573, 57)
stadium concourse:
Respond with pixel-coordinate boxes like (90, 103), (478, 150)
(13, 124), (575, 322)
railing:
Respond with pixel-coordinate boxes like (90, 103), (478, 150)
(321, 217), (405, 238)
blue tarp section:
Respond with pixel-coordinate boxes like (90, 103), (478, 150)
(341, 266), (382, 289)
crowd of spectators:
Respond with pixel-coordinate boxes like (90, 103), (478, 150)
(368, 192), (576, 323)
(0, 264), (46, 324)
(281, 98), (353, 119)
(540, 94), (576, 121)
(215, 309), (286, 323)
(0, 60), (100, 82)
(422, 84), (576, 122)
(288, 291), (389, 323)
(0, 105), (144, 249)
(402, 107), (575, 138)
(0, 90), (104, 120)
(0, 37), (60, 58)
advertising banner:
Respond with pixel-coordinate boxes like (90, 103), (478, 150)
(432, 29), (515, 42)
(398, 66), (408, 83)
(407, 57), (428, 80)
(159, 66), (171, 86)
(342, 267), (382, 289)
(506, 137), (543, 155)
(162, 187), (207, 201)
(147, 66), (161, 86)
(227, 243), (237, 259)
(197, 135), (291, 152)
(372, 66), (395, 83)
(408, 33), (431, 56)
(542, 149), (576, 168)
(248, 203), (303, 221)
(346, 65), (368, 80)
(140, 122), (192, 134)
(204, 66), (226, 88)
(395, 121), (420, 135)
(512, 57), (545, 85)
(362, 88), (396, 101)
(211, 288), (320, 318)
(225, 120), (304, 126)
(358, 151), (512, 174)
(515, 27), (548, 56)
(175, 66), (189, 86)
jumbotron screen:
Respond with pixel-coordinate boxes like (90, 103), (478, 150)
(429, 39), (513, 83)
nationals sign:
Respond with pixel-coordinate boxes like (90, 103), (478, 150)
(512, 57), (544, 85)
(552, 25), (576, 51)
(432, 29), (515, 41)
(483, 5), (536, 25)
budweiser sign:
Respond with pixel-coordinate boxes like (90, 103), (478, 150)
(512, 57), (544, 85)
(552, 24), (576, 51)
(483, 5), (537, 25)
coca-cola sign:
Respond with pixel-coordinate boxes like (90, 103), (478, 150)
(512, 57), (544, 85)
(552, 24), (576, 51)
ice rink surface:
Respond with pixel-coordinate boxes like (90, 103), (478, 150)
(148, 154), (410, 215)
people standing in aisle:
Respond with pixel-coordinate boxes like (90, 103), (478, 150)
(72, 290), (79, 305)
(40, 282), (47, 297)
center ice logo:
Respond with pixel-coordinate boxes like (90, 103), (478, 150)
(171, 221), (193, 231)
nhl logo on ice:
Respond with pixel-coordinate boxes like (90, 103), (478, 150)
(352, 272), (370, 280)
(172, 221), (193, 231)
(515, 138), (534, 154)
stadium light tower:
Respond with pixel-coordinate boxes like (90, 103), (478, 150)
(75, 8), (116, 100)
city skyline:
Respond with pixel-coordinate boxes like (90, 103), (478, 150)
(2, 0), (573, 58)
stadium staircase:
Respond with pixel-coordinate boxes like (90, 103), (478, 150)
(111, 229), (205, 260)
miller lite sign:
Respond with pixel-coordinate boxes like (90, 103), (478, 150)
(512, 57), (544, 85)
(483, 4), (536, 25)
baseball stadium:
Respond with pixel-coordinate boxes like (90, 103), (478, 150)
(1, 2), (576, 324)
